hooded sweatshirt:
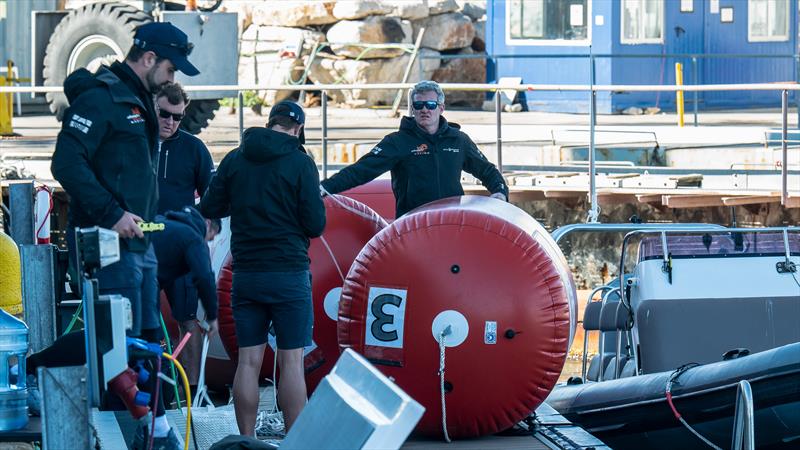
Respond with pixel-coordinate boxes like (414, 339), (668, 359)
(157, 129), (214, 214)
(51, 62), (159, 252)
(200, 127), (326, 273)
(321, 116), (508, 217)
(151, 207), (218, 320)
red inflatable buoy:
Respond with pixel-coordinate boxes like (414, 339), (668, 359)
(217, 195), (387, 390)
(338, 195), (577, 439)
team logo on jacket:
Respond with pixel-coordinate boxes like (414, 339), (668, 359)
(68, 114), (92, 134)
(127, 107), (145, 124)
(442, 147), (460, 153)
(411, 143), (429, 155)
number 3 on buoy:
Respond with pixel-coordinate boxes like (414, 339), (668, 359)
(365, 287), (407, 350)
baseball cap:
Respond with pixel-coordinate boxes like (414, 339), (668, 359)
(133, 22), (200, 76)
(269, 101), (306, 143)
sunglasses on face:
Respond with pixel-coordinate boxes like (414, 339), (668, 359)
(412, 100), (439, 111)
(158, 109), (184, 121)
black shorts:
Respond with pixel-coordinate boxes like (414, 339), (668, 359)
(163, 274), (199, 323)
(231, 270), (313, 349)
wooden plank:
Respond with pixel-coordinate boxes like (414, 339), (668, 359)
(543, 190), (585, 199)
(662, 194), (725, 208)
(785, 196), (800, 208)
(509, 190), (546, 202)
(721, 195), (781, 206)
(636, 193), (666, 204)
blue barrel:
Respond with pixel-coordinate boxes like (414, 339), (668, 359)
(0, 308), (28, 430)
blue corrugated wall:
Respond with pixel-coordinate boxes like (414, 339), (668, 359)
(487, 0), (797, 113)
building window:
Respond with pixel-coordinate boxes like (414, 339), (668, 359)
(748, 0), (789, 42)
(507, 0), (589, 45)
(621, 0), (664, 44)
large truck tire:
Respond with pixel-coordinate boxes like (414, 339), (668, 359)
(43, 2), (152, 119)
(180, 99), (220, 135)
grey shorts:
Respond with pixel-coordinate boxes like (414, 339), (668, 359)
(96, 245), (159, 337)
(231, 270), (313, 349)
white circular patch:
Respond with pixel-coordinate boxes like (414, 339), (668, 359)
(323, 287), (342, 321)
(431, 310), (469, 347)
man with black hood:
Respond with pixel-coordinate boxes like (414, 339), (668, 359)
(320, 80), (509, 217)
(50, 21), (199, 450)
(200, 101), (325, 437)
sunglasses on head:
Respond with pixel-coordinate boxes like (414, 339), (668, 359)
(412, 100), (439, 111)
(168, 42), (194, 56)
(158, 109), (184, 121)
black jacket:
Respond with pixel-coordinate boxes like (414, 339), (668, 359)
(200, 127), (326, 273)
(151, 207), (218, 320)
(51, 62), (159, 252)
(157, 129), (214, 214)
(321, 116), (508, 216)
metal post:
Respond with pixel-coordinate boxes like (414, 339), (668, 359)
(692, 57), (698, 127)
(588, 93), (599, 222)
(40, 366), (93, 450)
(589, 51), (597, 125)
(9, 181), (34, 245)
(782, 89), (788, 206)
(238, 91), (244, 142)
(322, 90), (329, 179)
(20, 244), (56, 353)
(675, 63), (685, 127)
(731, 380), (755, 450)
(495, 89), (502, 172)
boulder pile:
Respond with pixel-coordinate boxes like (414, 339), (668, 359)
(232, 0), (487, 108)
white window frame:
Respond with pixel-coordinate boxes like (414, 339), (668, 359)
(505, 0), (592, 47)
(620, 0), (665, 45)
(747, 0), (790, 42)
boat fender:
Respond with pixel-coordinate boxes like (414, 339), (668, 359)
(722, 348), (750, 361)
(338, 196), (577, 439)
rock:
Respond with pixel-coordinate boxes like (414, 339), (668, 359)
(251, 1), (337, 27)
(307, 48), (441, 106)
(241, 25), (326, 57)
(327, 17), (412, 59)
(333, 1), (393, 20)
(622, 106), (644, 115)
(456, 1), (486, 21)
(432, 47), (485, 107)
(412, 12), (474, 51)
(239, 25), (325, 106)
(385, 0), (429, 20)
(472, 18), (486, 51)
(428, 0), (459, 15)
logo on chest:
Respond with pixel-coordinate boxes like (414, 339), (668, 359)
(411, 143), (429, 155)
(127, 107), (145, 125)
(442, 147), (460, 153)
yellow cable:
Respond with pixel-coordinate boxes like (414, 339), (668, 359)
(162, 353), (191, 450)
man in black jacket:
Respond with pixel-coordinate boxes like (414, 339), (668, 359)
(200, 101), (325, 437)
(155, 82), (215, 388)
(152, 207), (220, 397)
(320, 80), (508, 217)
(50, 22), (199, 449)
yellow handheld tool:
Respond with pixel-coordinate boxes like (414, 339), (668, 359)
(139, 222), (165, 233)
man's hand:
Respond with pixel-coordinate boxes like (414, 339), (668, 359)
(112, 211), (144, 239)
(320, 184), (329, 198)
(489, 192), (507, 202)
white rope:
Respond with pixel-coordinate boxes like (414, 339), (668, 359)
(320, 186), (384, 223)
(192, 334), (213, 408)
(438, 326), (452, 443)
(255, 347), (285, 439)
(319, 235), (345, 282)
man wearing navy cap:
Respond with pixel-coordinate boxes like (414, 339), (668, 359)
(200, 101), (326, 437)
(51, 21), (199, 450)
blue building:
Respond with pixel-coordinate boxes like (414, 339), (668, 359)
(486, 0), (798, 113)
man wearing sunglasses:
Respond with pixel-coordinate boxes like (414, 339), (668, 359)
(155, 82), (215, 395)
(320, 80), (508, 217)
(51, 21), (199, 450)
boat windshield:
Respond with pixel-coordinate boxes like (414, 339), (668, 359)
(638, 231), (800, 261)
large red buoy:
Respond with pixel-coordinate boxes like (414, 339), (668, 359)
(338, 195), (577, 438)
(217, 195), (387, 390)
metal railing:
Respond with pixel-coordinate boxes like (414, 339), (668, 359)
(2, 81), (799, 214)
(731, 380), (755, 450)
